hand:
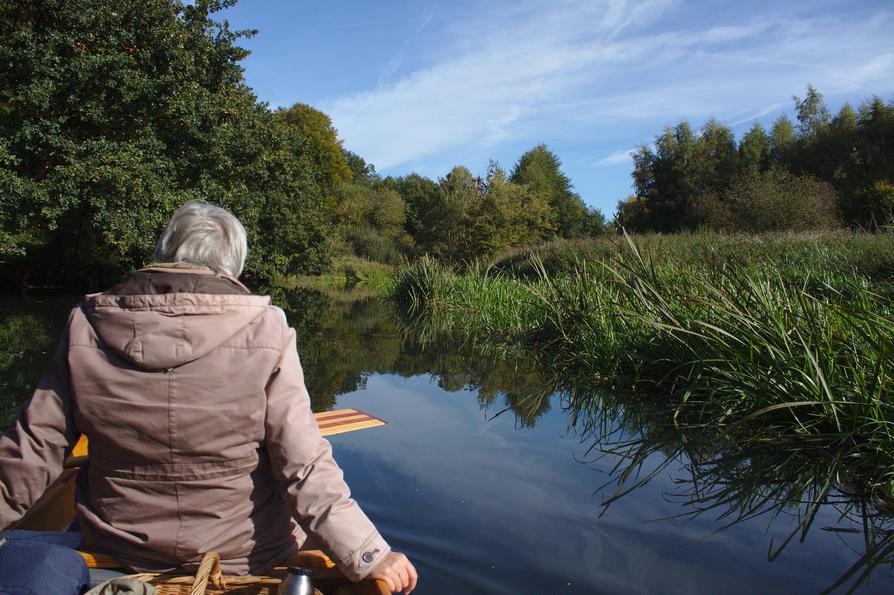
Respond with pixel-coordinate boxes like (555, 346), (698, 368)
(368, 551), (418, 594)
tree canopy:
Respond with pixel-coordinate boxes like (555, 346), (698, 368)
(618, 86), (894, 232)
(510, 144), (590, 238)
(0, 0), (331, 286)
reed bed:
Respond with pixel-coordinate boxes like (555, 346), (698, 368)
(391, 232), (894, 499)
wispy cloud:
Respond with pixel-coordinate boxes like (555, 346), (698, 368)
(320, 1), (894, 176)
(328, 16), (432, 30)
(595, 148), (636, 167)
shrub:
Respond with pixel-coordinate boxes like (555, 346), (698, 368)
(694, 167), (841, 232)
(349, 227), (401, 264)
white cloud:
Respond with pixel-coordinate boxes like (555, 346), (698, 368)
(595, 148), (636, 167)
(320, 2), (894, 174)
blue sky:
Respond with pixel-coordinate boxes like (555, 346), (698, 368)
(217, 0), (894, 218)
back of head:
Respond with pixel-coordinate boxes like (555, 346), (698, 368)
(154, 200), (248, 278)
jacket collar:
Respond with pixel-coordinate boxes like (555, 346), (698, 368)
(140, 262), (251, 294)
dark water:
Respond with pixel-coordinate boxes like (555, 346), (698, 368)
(2, 292), (893, 594)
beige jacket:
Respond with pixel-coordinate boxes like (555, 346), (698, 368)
(0, 264), (390, 581)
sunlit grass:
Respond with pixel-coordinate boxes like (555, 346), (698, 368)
(391, 231), (894, 500)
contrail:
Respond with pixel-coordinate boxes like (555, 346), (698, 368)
(343, 12), (434, 125)
(329, 16), (433, 30)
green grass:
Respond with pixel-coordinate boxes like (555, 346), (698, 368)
(276, 256), (397, 296)
(391, 231), (894, 502)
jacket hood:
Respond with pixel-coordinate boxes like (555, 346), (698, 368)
(83, 291), (272, 370)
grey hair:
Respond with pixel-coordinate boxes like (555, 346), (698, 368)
(154, 200), (248, 278)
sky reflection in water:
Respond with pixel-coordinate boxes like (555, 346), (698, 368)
(329, 374), (879, 594)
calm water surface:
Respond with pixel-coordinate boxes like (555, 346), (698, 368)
(1, 292), (892, 594)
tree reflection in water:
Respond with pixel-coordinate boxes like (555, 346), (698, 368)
(271, 287), (556, 425)
(545, 374), (894, 593)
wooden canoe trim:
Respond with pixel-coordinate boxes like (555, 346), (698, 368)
(61, 409), (385, 467)
(80, 551), (121, 568)
(317, 413), (372, 426)
(79, 549), (338, 570)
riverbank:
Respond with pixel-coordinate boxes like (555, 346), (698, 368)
(276, 256), (396, 297)
(390, 231), (894, 501)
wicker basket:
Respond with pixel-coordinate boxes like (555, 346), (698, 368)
(124, 552), (324, 595)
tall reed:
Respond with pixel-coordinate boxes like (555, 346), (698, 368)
(391, 233), (894, 497)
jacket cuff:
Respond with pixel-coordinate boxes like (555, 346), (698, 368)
(333, 531), (392, 583)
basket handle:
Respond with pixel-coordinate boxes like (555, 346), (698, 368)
(190, 552), (227, 595)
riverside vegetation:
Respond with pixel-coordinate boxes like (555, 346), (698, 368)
(391, 232), (894, 507)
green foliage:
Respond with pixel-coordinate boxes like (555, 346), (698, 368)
(738, 122), (770, 172)
(379, 173), (438, 238)
(853, 180), (894, 229)
(342, 150), (378, 187)
(621, 85), (894, 233)
(769, 115), (795, 165)
(793, 83), (831, 138)
(694, 167), (841, 232)
(417, 166), (478, 261)
(466, 162), (554, 259)
(626, 122), (698, 231)
(392, 232), (894, 502)
(274, 103), (352, 196)
(0, 0), (331, 286)
(510, 144), (590, 238)
(330, 181), (413, 263)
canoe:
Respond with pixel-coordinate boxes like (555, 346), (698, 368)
(14, 408), (390, 595)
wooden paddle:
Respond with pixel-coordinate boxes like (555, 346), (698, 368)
(63, 408), (386, 469)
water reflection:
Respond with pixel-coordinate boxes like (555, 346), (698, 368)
(272, 288), (555, 425)
(0, 297), (72, 426)
(2, 290), (893, 592)
(533, 360), (894, 594)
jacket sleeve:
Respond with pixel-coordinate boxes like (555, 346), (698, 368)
(264, 319), (391, 582)
(0, 322), (79, 529)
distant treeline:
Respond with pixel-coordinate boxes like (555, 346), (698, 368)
(330, 144), (606, 265)
(617, 86), (894, 232)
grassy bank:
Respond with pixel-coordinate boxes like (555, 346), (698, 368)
(391, 232), (894, 499)
(275, 256), (396, 297)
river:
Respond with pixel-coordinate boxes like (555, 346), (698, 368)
(1, 291), (892, 594)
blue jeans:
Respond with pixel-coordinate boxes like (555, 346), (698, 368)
(0, 530), (89, 594)
(0, 529), (127, 588)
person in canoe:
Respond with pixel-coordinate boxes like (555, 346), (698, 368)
(0, 200), (418, 593)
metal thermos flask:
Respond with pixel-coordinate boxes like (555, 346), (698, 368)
(277, 566), (314, 595)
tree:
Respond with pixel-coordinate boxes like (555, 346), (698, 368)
(769, 116), (795, 166)
(738, 123), (770, 172)
(422, 167), (478, 261)
(510, 144), (589, 238)
(466, 161), (553, 258)
(615, 195), (650, 231)
(330, 181), (413, 263)
(380, 173), (439, 239)
(343, 149), (378, 187)
(274, 104), (351, 197)
(694, 118), (737, 192)
(0, 0), (331, 286)
(582, 207), (609, 235)
(694, 167), (840, 232)
(629, 122), (698, 231)
(793, 84), (831, 138)
(850, 180), (894, 229)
